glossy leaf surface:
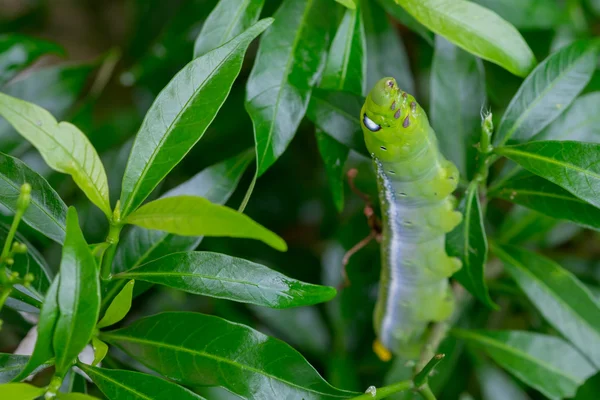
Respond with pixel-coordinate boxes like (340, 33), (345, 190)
(0, 34), (63, 86)
(79, 364), (206, 400)
(492, 244), (600, 368)
(53, 208), (101, 376)
(194, 0), (265, 58)
(0, 383), (45, 399)
(396, 0), (536, 77)
(454, 329), (595, 399)
(116, 251), (336, 308)
(97, 280), (134, 329)
(0, 152), (67, 243)
(0, 354), (30, 383)
(0, 93), (111, 217)
(495, 40), (600, 145)
(126, 195), (287, 251)
(447, 184), (496, 309)
(120, 19), (272, 217)
(102, 312), (357, 399)
(246, 0), (330, 176)
(495, 141), (600, 210)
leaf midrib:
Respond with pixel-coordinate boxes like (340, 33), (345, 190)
(101, 332), (352, 398)
(493, 188), (590, 204)
(83, 367), (153, 400)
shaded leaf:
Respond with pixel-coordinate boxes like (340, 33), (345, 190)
(120, 19), (273, 217)
(492, 244), (600, 368)
(116, 251), (336, 308)
(79, 364), (205, 400)
(494, 40), (600, 145)
(246, 0), (331, 176)
(53, 208), (101, 376)
(316, 133), (349, 212)
(306, 89), (368, 156)
(495, 206), (560, 245)
(362, 0), (414, 94)
(0, 152), (67, 243)
(376, 0), (434, 45)
(489, 170), (600, 231)
(447, 184), (496, 309)
(536, 92), (600, 142)
(194, 0), (265, 58)
(97, 280), (134, 329)
(0, 383), (45, 399)
(454, 329), (595, 400)
(101, 312), (358, 399)
(476, 361), (531, 400)
(0, 34), (63, 86)
(0, 353), (30, 383)
(396, 0), (536, 77)
(0, 93), (111, 217)
(126, 195), (287, 251)
(430, 36), (486, 180)
(472, 0), (562, 30)
(495, 140), (600, 210)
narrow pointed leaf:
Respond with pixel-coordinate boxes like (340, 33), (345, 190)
(489, 170), (600, 231)
(0, 34), (64, 86)
(476, 362), (531, 400)
(496, 206), (559, 245)
(11, 276), (59, 382)
(246, 0), (331, 176)
(430, 36), (486, 180)
(447, 184), (496, 309)
(0, 383), (45, 399)
(453, 329), (595, 400)
(395, 0), (536, 77)
(97, 280), (134, 329)
(120, 19), (273, 217)
(91, 337), (109, 367)
(126, 196), (287, 251)
(492, 244), (600, 368)
(363, 0), (413, 94)
(0, 93), (111, 217)
(194, 0), (265, 58)
(316, 133), (349, 211)
(101, 312), (358, 399)
(536, 92), (600, 142)
(494, 40), (600, 145)
(79, 364), (206, 400)
(495, 141), (600, 210)
(0, 152), (67, 243)
(116, 251), (336, 308)
(376, 0), (434, 45)
(0, 354), (30, 383)
(53, 207), (101, 376)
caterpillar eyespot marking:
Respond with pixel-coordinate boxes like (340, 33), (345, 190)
(360, 77), (463, 358)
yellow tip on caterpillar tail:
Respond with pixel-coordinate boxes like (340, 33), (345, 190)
(373, 339), (392, 362)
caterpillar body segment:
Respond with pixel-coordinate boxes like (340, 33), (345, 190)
(360, 77), (463, 357)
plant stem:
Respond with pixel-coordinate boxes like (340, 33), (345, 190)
(417, 384), (436, 400)
(100, 222), (122, 280)
(238, 171), (257, 213)
(350, 380), (414, 400)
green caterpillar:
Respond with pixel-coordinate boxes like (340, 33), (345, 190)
(360, 77), (463, 359)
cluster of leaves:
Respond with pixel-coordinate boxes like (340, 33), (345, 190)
(0, 0), (599, 399)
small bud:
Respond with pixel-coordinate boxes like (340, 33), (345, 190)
(5, 258), (14, 266)
(11, 242), (27, 254)
(17, 183), (32, 211)
(23, 273), (34, 287)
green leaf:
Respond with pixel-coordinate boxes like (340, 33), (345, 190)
(536, 92), (600, 142)
(495, 206), (560, 245)
(494, 40), (600, 145)
(395, 0), (536, 77)
(78, 364), (206, 400)
(0, 354), (30, 383)
(317, 3), (366, 212)
(101, 312), (358, 399)
(57, 394), (100, 400)
(0, 383), (45, 399)
(126, 195), (287, 251)
(489, 170), (600, 232)
(476, 361), (531, 400)
(447, 184), (496, 309)
(53, 207), (101, 376)
(0, 63), (96, 154)
(472, 0), (563, 30)
(194, 0), (265, 58)
(0, 152), (67, 243)
(0, 93), (111, 217)
(363, 0), (414, 94)
(335, 0), (356, 9)
(495, 141), (600, 210)
(91, 337), (109, 366)
(492, 244), (600, 369)
(97, 280), (134, 329)
(453, 329), (595, 400)
(246, 0), (331, 176)
(0, 34), (64, 86)
(430, 36), (486, 180)
(115, 251), (335, 308)
(11, 275), (59, 382)
(120, 19), (273, 217)
(376, 0), (434, 46)
(306, 89), (368, 156)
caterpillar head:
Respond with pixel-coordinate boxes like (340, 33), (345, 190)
(361, 77), (428, 161)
